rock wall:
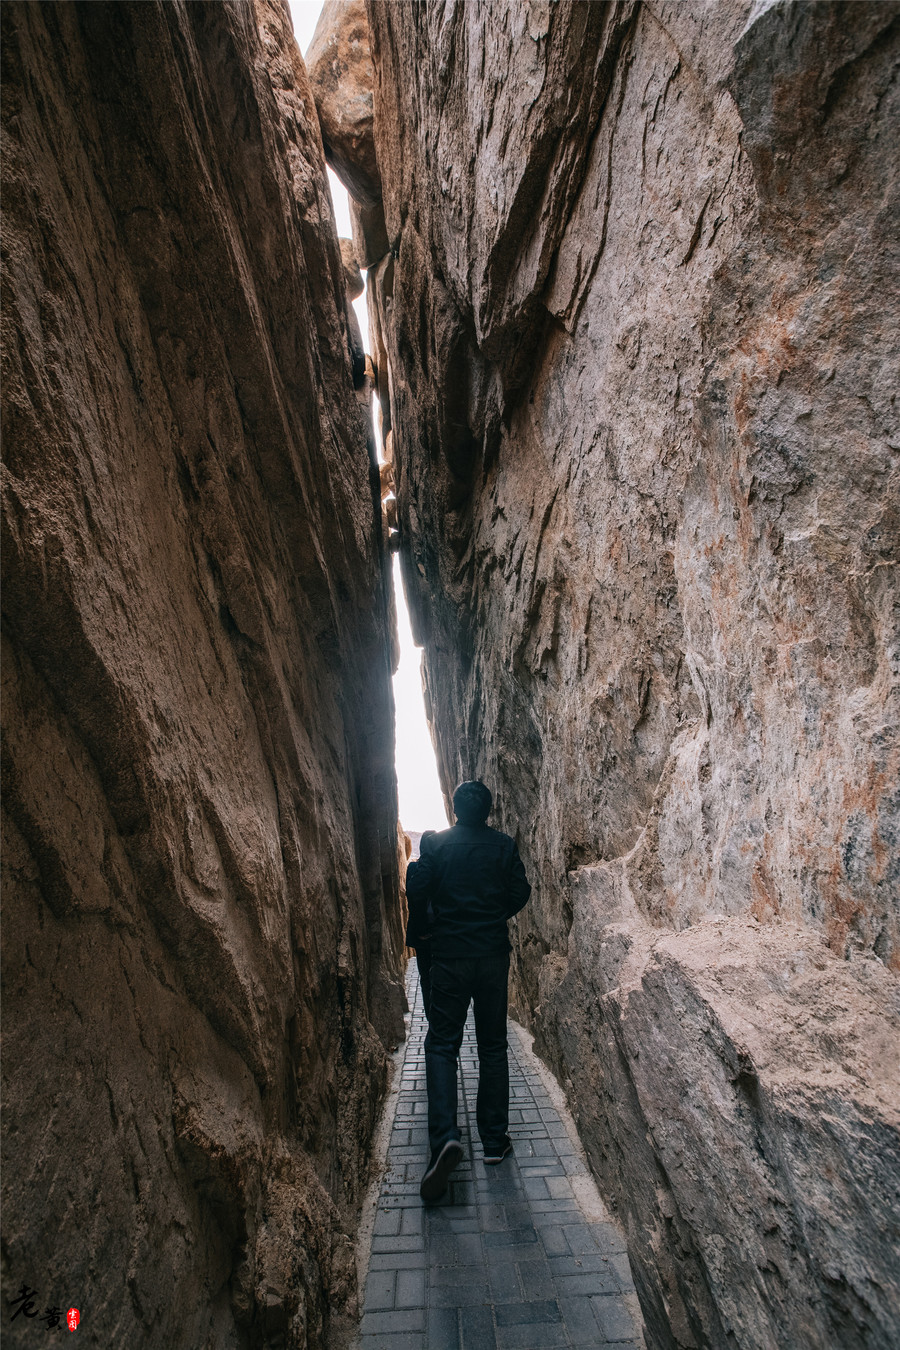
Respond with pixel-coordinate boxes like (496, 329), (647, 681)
(358, 2), (900, 1347)
(0, 2), (404, 1346)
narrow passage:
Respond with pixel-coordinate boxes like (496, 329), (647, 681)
(356, 968), (644, 1349)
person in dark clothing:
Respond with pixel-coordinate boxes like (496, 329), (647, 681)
(407, 781), (531, 1202)
(405, 829), (437, 1018)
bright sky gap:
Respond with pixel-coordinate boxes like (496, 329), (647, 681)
(290, 1), (447, 833)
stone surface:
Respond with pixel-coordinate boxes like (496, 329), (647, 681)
(306, 0), (382, 207)
(1, 1), (403, 1347)
(363, 1), (900, 1347)
(351, 194), (391, 271)
(340, 237), (365, 300)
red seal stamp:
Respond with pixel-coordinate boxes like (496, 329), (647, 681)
(67, 1307), (80, 1331)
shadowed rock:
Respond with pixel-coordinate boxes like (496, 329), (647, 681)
(306, 0), (382, 208)
(0, 1), (404, 1346)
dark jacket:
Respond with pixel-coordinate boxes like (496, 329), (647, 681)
(406, 822), (531, 957)
(404, 857), (433, 948)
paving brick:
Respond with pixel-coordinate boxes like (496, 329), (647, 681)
(430, 1232), (483, 1266)
(514, 1258), (555, 1300)
(557, 1294), (602, 1342)
(371, 1234), (425, 1254)
(522, 1174), (550, 1200)
(431, 1278), (491, 1307)
(359, 1308), (426, 1335)
(447, 1215), (480, 1234)
(459, 1304), (497, 1349)
(363, 1269), (396, 1311)
(495, 1321), (568, 1348)
(548, 1254), (620, 1292)
(373, 1208), (402, 1237)
(530, 1200), (580, 1218)
(555, 1271), (622, 1298)
(477, 1177), (527, 1200)
(545, 1175), (573, 1199)
(427, 1306), (461, 1350)
(369, 1250), (427, 1271)
(397, 1267), (426, 1308)
(401, 1206), (424, 1236)
(594, 1294), (638, 1342)
(564, 1222), (601, 1254)
(483, 1227), (538, 1249)
(432, 1264), (474, 1287)
(495, 1299), (561, 1326)
(488, 1260), (521, 1303)
(485, 1242), (546, 1265)
(537, 1225), (570, 1257)
(381, 1191), (425, 1208)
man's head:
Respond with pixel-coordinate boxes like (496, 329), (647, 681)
(419, 829), (437, 855)
(452, 780), (492, 825)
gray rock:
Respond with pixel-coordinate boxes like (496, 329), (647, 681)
(365, 0), (900, 1345)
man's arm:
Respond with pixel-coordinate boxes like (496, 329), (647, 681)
(505, 842), (531, 918)
(405, 860), (429, 945)
(407, 849), (436, 902)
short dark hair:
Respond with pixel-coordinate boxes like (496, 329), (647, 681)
(453, 780), (492, 824)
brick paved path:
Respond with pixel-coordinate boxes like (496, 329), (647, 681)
(356, 966), (644, 1349)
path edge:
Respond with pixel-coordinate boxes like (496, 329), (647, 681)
(510, 1019), (647, 1346)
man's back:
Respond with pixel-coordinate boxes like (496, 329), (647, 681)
(407, 821), (531, 957)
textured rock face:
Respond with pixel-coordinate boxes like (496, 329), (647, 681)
(306, 0), (381, 207)
(363, 1), (900, 1347)
(1, 2), (403, 1347)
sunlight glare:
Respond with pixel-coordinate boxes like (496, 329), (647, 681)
(288, 0), (447, 834)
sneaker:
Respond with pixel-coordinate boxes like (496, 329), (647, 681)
(420, 1139), (464, 1202)
(483, 1136), (513, 1165)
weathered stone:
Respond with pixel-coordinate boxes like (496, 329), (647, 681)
(1, 2), (403, 1347)
(340, 236), (365, 299)
(368, 254), (395, 437)
(306, 0), (381, 207)
(351, 194), (391, 270)
(365, 1), (900, 1346)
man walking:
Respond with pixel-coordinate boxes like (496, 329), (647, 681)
(407, 781), (531, 1202)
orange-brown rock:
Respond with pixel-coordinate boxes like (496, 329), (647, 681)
(1, 1), (403, 1346)
(351, 196), (390, 272)
(364, 1), (900, 1346)
(306, 0), (381, 208)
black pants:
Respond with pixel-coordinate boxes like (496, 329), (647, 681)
(424, 952), (510, 1157)
(415, 945), (433, 1020)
